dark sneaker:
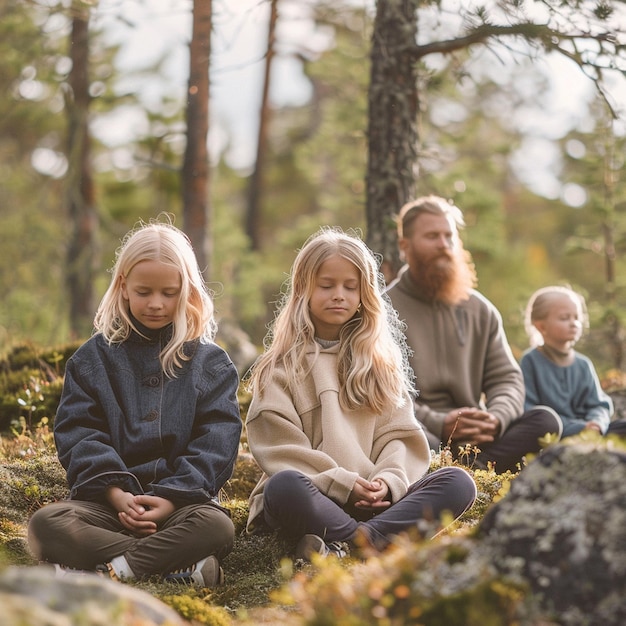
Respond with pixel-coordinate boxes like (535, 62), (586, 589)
(163, 555), (224, 587)
(295, 534), (348, 561)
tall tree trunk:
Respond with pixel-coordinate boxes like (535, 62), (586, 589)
(365, 0), (419, 282)
(183, 0), (211, 275)
(245, 0), (278, 251)
(600, 127), (623, 370)
(66, 6), (98, 338)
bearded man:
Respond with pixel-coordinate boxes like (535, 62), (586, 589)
(387, 195), (562, 473)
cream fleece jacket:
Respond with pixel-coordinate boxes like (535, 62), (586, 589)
(245, 342), (430, 532)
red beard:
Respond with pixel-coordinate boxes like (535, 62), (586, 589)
(411, 248), (477, 305)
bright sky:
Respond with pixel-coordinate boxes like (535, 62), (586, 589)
(87, 0), (625, 202)
(91, 0), (318, 168)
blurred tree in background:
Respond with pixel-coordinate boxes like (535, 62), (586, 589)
(183, 0), (212, 276)
(1, 0), (75, 345)
(65, 2), (97, 338)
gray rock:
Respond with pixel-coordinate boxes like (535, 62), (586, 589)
(479, 443), (626, 626)
(0, 565), (189, 626)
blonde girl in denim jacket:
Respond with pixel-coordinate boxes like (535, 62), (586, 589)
(28, 219), (242, 586)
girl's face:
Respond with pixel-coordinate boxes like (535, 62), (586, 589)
(309, 254), (361, 341)
(121, 260), (182, 329)
(535, 294), (582, 348)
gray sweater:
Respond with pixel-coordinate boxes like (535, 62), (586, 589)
(386, 265), (524, 440)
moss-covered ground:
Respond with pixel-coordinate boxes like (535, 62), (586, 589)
(2, 342), (616, 625)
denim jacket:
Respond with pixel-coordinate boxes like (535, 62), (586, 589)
(54, 323), (242, 507)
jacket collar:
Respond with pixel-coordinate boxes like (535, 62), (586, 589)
(128, 314), (174, 344)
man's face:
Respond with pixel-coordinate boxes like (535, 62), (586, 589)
(399, 212), (458, 274)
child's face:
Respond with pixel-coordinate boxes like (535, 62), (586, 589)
(121, 260), (182, 330)
(309, 254), (361, 341)
(535, 294), (582, 347)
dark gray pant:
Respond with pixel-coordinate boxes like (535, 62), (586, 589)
(27, 499), (234, 577)
(263, 466), (477, 549)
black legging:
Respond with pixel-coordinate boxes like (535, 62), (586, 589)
(262, 466), (477, 550)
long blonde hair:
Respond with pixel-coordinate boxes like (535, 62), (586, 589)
(94, 219), (217, 377)
(247, 227), (415, 412)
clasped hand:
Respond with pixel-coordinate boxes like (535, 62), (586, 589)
(349, 477), (390, 511)
(443, 407), (501, 445)
(106, 486), (175, 537)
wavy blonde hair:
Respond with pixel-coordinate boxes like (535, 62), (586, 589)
(94, 218), (216, 377)
(247, 227), (415, 412)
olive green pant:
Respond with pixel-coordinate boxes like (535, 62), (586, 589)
(27, 499), (234, 577)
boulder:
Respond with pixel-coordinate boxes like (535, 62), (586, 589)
(479, 442), (626, 625)
(0, 564), (189, 626)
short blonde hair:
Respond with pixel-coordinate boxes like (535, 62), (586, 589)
(524, 285), (588, 348)
(94, 218), (216, 377)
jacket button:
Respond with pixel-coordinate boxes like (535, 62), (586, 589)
(146, 376), (161, 387)
(144, 409), (159, 422)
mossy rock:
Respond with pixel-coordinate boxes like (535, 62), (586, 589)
(0, 342), (79, 375)
(0, 565), (190, 626)
(479, 437), (626, 625)
(0, 342), (79, 432)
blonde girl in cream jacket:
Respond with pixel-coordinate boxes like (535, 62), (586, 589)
(245, 228), (476, 559)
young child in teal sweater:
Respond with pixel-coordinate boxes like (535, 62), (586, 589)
(521, 285), (625, 438)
